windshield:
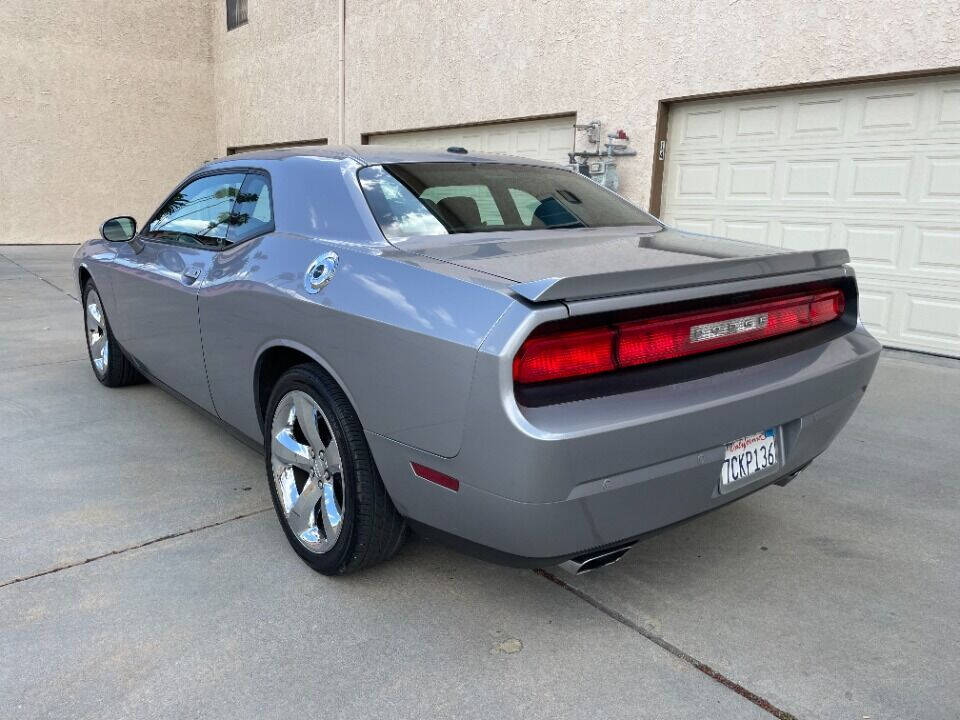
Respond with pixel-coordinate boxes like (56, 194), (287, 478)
(358, 162), (660, 239)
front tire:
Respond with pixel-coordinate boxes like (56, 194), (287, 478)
(82, 279), (143, 387)
(264, 364), (406, 575)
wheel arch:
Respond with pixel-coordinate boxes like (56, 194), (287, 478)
(253, 340), (361, 433)
(77, 264), (92, 295)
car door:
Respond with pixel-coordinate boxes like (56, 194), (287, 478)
(109, 171), (247, 413)
(197, 170), (277, 429)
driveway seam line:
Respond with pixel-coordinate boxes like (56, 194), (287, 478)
(0, 251), (78, 301)
(0, 507), (271, 590)
(534, 568), (800, 720)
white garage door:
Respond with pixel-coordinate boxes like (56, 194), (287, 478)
(368, 116), (574, 165)
(660, 75), (960, 357)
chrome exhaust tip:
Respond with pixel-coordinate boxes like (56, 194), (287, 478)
(558, 542), (636, 575)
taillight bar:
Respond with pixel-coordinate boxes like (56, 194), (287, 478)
(513, 288), (845, 384)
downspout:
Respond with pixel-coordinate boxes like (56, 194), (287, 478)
(337, 0), (345, 144)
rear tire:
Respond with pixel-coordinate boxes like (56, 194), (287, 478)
(264, 363), (407, 575)
(82, 279), (143, 388)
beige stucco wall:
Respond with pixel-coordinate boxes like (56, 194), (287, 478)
(3, 1), (958, 243)
(216, 0), (960, 210)
(0, 1), (216, 244)
(211, 0), (340, 153)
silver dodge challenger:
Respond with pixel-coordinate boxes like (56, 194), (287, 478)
(74, 146), (880, 575)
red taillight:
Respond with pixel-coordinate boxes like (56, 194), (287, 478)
(513, 289), (845, 384)
(512, 327), (616, 384)
(618, 289), (845, 366)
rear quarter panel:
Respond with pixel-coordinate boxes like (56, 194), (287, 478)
(200, 232), (514, 457)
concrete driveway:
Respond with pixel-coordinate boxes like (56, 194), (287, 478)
(2, 245), (958, 719)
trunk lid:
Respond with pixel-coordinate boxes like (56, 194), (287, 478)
(389, 226), (849, 302)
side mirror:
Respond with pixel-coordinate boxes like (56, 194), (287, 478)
(100, 216), (137, 242)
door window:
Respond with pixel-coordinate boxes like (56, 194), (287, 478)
(225, 173), (273, 245)
(145, 173), (246, 247)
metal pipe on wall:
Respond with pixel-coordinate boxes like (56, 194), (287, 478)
(338, 0), (345, 144)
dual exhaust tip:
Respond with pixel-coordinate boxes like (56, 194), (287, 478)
(556, 465), (808, 576)
(558, 541), (637, 575)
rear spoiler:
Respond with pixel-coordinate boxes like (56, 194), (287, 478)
(511, 248), (851, 303)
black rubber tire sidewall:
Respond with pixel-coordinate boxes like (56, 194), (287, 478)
(263, 363), (403, 575)
(82, 279), (141, 387)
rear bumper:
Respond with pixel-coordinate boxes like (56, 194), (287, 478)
(368, 324), (880, 565)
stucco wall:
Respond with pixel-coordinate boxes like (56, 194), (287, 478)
(0, 1), (216, 244)
(4, 0), (958, 244)
(216, 0), (960, 210)
(211, 0), (340, 153)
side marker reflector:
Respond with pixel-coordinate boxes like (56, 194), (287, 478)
(411, 462), (460, 492)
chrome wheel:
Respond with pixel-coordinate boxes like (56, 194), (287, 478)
(85, 289), (109, 376)
(270, 390), (345, 553)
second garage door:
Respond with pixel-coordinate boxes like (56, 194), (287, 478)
(660, 75), (960, 357)
(367, 116), (575, 165)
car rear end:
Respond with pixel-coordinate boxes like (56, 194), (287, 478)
(370, 264), (879, 569)
(354, 155), (881, 569)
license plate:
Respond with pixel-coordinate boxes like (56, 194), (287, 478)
(720, 428), (778, 493)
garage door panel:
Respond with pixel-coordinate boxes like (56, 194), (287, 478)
(859, 92), (920, 133)
(915, 227), (960, 274)
(781, 223), (832, 251)
(794, 98), (846, 136)
(675, 163), (721, 200)
(369, 116), (574, 164)
(662, 75), (960, 356)
(937, 88), (960, 126)
(680, 109), (724, 144)
(902, 293), (960, 348)
(925, 155), (960, 199)
(849, 157), (912, 200)
(546, 126), (574, 155)
(857, 288), (895, 339)
(728, 162), (776, 198)
(662, 216), (716, 236)
(722, 220), (771, 245)
(844, 225), (902, 269)
(734, 104), (780, 140)
(784, 159), (839, 199)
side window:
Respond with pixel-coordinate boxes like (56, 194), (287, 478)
(358, 165), (446, 237)
(225, 173), (273, 246)
(146, 173), (246, 247)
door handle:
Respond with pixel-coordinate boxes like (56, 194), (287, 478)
(181, 265), (203, 285)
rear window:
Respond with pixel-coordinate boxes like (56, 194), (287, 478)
(358, 163), (659, 239)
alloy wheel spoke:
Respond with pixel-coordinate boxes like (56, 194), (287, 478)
(288, 477), (324, 536)
(318, 478), (342, 542)
(87, 302), (103, 327)
(293, 394), (326, 452)
(272, 427), (314, 471)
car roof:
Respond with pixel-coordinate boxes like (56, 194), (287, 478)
(204, 144), (564, 169)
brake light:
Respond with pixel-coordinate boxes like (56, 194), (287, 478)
(512, 327), (616, 384)
(618, 290), (845, 366)
(513, 289), (845, 384)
